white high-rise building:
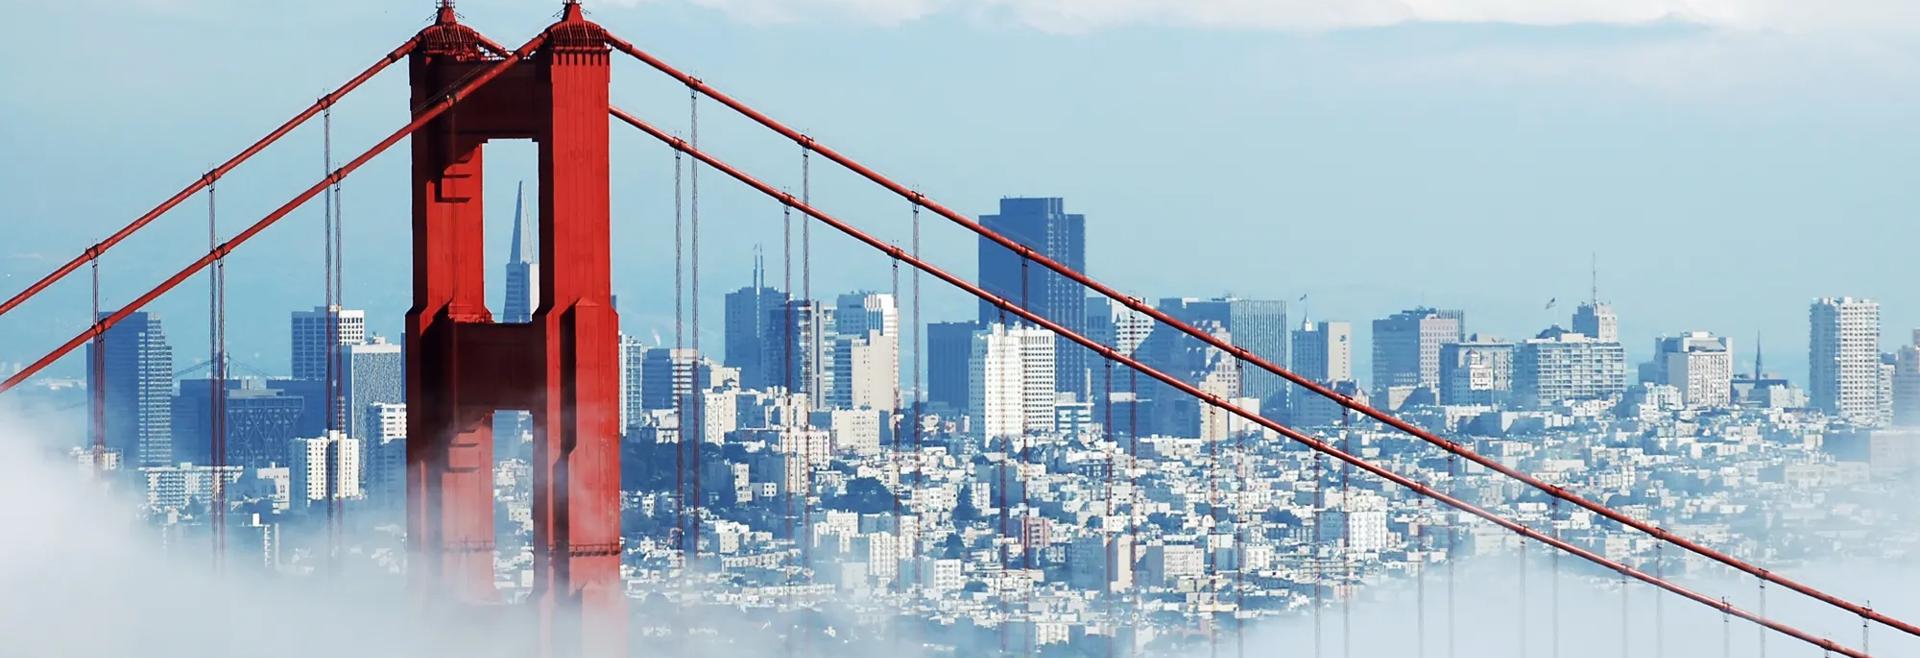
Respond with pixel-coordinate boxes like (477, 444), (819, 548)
(830, 293), (900, 411)
(1653, 332), (1734, 409)
(291, 306), (366, 382)
(1513, 327), (1628, 409)
(619, 333), (646, 432)
(969, 324), (1056, 439)
(290, 431), (363, 504)
(1811, 297), (1881, 424)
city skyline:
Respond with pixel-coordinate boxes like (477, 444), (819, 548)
(10, 3), (1920, 387)
(4, 3), (1920, 656)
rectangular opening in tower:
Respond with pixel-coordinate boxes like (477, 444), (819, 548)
(486, 140), (541, 324)
(492, 407), (534, 591)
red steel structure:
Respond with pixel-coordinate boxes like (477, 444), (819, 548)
(405, 4), (623, 656)
(1, 3), (1917, 658)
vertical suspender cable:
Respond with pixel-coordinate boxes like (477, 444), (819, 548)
(1723, 596), (1733, 658)
(1863, 601), (1871, 655)
(689, 88), (703, 562)
(1446, 452), (1457, 658)
(1102, 358), (1114, 652)
(910, 200), (923, 589)
(1552, 497), (1561, 658)
(673, 149), (685, 555)
(800, 145), (814, 572)
(889, 225), (902, 594)
(209, 175), (226, 569)
(322, 105), (335, 557)
(781, 199), (796, 655)
(1018, 256), (1030, 576)
(1520, 526), (1529, 656)
(1757, 577), (1768, 658)
(1621, 566), (1631, 658)
(1339, 408), (1351, 658)
(1417, 480), (1427, 658)
(89, 254), (103, 477)
(1654, 543), (1665, 658)
(1313, 445), (1323, 658)
(323, 100), (344, 570)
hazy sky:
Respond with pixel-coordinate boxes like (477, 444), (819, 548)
(6, 0), (1920, 385)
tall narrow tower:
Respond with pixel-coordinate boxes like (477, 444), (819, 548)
(404, 3), (623, 655)
(504, 181), (539, 324)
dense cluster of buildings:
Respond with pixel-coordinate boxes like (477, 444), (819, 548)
(34, 193), (1920, 654)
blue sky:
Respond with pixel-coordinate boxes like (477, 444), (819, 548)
(5, 0), (1920, 385)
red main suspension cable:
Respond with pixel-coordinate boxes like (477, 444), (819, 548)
(0, 35), (547, 397)
(610, 105), (1872, 658)
(0, 36), (419, 321)
(599, 33), (1916, 639)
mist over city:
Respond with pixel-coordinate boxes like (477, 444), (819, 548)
(4, 1), (1920, 657)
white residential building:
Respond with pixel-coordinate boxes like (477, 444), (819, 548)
(1811, 297), (1881, 424)
(1653, 332), (1734, 409)
(969, 324), (1057, 439)
(290, 431), (363, 504)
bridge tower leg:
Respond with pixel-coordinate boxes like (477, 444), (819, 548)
(405, 4), (624, 656)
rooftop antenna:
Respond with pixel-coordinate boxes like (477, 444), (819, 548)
(1589, 252), (1599, 305)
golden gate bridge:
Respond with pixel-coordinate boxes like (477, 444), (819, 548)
(0, 2), (1909, 657)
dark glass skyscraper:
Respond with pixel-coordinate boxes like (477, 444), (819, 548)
(926, 321), (983, 415)
(173, 378), (305, 469)
(724, 254), (787, 390)
(978, 197), (1088, 399)
(86, 311), (173, 467)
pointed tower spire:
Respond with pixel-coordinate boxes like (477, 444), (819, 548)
(436, 0), (458, 24)
(1754, 331), (1764, 379)
(508, 181), (532, 265)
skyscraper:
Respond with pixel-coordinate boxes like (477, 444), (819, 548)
(503, 180), (538, 324)
(1371, 308), (1464, 406)
(1289, 320), (1352, 426)
(290, 306), (366, 382)
(173, 378), (305, 470)
(1572, 302), (1619, 343)
(87, 311), (173, 468)
(723, 254), (787, 389)
(763, 299), (834, 406)
(1133, 319), (1239, 438)
(830, 292), (899, 411)
(1085, 296), (1154, 357)
(927, 321), (983, 415)
(619, 333), (646, 432)
(968, 324), (1057, 440)
(1810, 297), (1881, 424)
(978, 197), (1088, 400)
(342, 337), (403, 441)
(1158, 297), (1288, 410)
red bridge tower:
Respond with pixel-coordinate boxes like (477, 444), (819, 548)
(404, 3), (624, 655)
